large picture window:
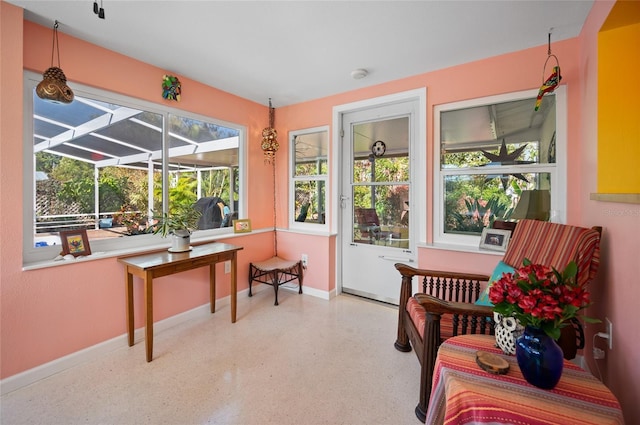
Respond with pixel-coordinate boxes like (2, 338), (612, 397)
(23, 72), (245, 263)
(289, 126), (329, 230)
(433, 88), (566, 247)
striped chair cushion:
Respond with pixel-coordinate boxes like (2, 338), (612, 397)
(502, 219), (600, 286)
(406, 297), (454, 340)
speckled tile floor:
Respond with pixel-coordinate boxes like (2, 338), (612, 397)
(0, 290), (421, 425)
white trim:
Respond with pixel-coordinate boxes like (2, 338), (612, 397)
(280, 283), (333, 300)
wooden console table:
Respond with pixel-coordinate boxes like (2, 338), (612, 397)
(426, 334), (624, 425)
(118, 242), (243, 362)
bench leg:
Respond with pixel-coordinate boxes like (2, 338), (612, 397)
(272, 271), (279, 306)
(297, 261), (304, 294)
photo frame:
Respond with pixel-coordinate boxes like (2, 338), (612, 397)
(232, 219), (252, 234)
(479, 228), (511, 252)
(59, 229), (92, 257)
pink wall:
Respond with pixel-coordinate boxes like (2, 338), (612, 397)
(2, 1), (638, 420)
(0, 6), (276, 379)
(578, 1), (640, 423)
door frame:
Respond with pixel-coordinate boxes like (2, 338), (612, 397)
(332, 88), (427, 297)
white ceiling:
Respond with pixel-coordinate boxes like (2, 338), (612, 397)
(8, 0), (594, 107)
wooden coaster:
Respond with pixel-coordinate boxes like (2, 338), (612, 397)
(476, 351), (510, 375)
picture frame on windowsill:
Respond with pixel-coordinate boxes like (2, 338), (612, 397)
(232, 219), (252, 234)
(479, 228), (511, 252)
(59, 229), (92, 257)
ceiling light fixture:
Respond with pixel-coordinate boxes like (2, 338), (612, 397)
(351, 68), (368, 80)
(35, 20), (74, 104)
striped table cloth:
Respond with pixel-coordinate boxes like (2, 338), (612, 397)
(425, 334), (624, 425)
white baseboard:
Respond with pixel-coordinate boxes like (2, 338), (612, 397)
(0, 285), (330, 396)
(280, 282), (332, 300)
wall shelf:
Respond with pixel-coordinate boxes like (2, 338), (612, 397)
(590, 193), (640, 204)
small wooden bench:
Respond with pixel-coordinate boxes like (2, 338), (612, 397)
(249, 256), (303, 305)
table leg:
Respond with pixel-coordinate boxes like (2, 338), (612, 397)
(210, 263), (216, 314)
(144, 271), (153, 362)
(125, 269), (134, 347)
(231, 252), (237, 323)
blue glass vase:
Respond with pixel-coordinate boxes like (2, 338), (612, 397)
(515, 326), (564, 389)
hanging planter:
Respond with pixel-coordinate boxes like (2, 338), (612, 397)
(36, 21), (74, 104)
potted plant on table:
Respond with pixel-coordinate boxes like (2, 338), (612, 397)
(153, 205), (201, 252)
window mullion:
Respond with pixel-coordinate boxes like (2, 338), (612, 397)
(161, 113), (169, 215)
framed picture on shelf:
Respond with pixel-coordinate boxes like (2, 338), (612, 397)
(232, 219), (252, 234)
(479, 228), (511, 252)
(59, 229), (92, 257)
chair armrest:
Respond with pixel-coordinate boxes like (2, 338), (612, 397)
(413, 293), (494, 317)
(395, 263), (490, 283)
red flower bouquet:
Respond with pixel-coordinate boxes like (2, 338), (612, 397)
(489, 259), (597, 340)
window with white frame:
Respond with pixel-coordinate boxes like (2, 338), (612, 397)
(23, 72), (245, 263)
(433, 88), (566, 247)
(289, 126), (329, 230)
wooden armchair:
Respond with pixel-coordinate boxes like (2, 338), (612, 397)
(394, 219), (602, 422)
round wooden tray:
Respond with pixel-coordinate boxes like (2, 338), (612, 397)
(476, 350), (510, 375)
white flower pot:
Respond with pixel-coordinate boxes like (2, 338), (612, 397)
(169, 229), (191, 252)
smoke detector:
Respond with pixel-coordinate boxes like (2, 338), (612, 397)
(351, 68), (368, 80)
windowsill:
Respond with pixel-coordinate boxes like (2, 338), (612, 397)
(421, 242), (506, 256)
(278, 227), (334, 237)
(590, 193), (640, 204)
(22, 229), (268, 271)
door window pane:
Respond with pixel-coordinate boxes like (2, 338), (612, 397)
(351, 117), (410, 248)
(352, 184), (409, 248)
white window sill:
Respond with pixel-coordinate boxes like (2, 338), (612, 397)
(22, 230), (266, 271)
(419, 242), (506, 256)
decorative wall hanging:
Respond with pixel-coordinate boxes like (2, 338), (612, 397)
(480, 139), (534, 189)
(535, 31), (562, 111)
(261, 98), (279, 164)
(36, 21), (74, 104)
(162, 75), (181, 101)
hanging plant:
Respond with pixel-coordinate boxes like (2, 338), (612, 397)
(162, 75), (181, 101)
